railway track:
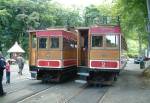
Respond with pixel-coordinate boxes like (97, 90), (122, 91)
(4, 80), (52, 94)
(0, 80), (55, 103)
(16, 82), (87, 103)
(15, 82), (110, 103)
(62, 85), (109, 103)
(96, 87), (109, 103)
(62, 84), (88, 103)
(4, 80), (38, 94)
(17, 86), (55, 103)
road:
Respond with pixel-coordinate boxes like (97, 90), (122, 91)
(0, 60), (150, 103)
(100, 60), (150, 103)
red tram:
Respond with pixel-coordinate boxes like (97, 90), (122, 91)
(76, 25), (127, 84)
(28, 28), (77, 82)
(28, 25), (127, 84)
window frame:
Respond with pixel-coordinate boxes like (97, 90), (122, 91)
(31, 34), (37, 48)
(63, 37), (77, 50)
(49, 36), (62, 50)
(91, 34), (104, 49)
(38, 37), (48, 49)
(90, 34), (119, 50)
(105, 34), (119, 49)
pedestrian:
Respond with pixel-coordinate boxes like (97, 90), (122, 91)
(6, 60), (11, 84)
(16, 54), (24, 75)
(0, 51), (6, 96)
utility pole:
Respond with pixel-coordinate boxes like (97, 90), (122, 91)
(146, 0), (150, 57)
(147, 0), (150, 19)
(0, 41), (2, 51)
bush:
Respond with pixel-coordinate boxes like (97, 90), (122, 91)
(143, 68), (150, 78)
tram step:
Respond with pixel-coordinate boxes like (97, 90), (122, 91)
(76, 74), (88, 81)
(75, 80), (87, 84)
(77, 66), (89, 73)
(77, 72), (89, 76)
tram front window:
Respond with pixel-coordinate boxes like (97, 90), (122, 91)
(39, 38), (48, 49)
(32, 35), (36, 48)
(106, 35), (118, 47)
(92, 36), (103, 47)
(50, 37), (59, 48)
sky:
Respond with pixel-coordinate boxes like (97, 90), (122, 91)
(53, 0), (113, 8)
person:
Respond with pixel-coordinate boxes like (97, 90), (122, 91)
(0, 51), (6, 96)
(6, 60), (11, 84)
(16, 54), (24, 75)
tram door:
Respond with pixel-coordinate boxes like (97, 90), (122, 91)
(29, 33), (37, 66)
(77, 29), (89, 66)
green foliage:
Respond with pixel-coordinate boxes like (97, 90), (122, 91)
(0, 0), (148, 58)
(0, 0), (82, 57)
(112, 0), (148, 54)
(83, 4), (119, 26)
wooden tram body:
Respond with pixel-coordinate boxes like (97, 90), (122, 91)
(28, 29), (77, 82)
(28, 25), (127, 84)
(76, 25), (127, 84)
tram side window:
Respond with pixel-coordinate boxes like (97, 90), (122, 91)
(106, 35), (118, 47)
(32, 35), (36, 48)
(50, 37), (59, 48)
(39, 38), (48, 49)
(92, 36), (103, 47)
(70, 40), (76, 48)
(63, 38), (70, 49)
(63, 38), (76, 49)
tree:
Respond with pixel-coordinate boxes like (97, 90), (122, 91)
(83, 4), (118, 26)
(0, 0), (82, 57)
(112, 0), (147, 55)
(0, 9), (11, 52)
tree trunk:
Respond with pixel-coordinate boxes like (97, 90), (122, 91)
(138, 33), (142, 55)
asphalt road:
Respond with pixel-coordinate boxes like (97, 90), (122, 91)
(100, 60), (150, 103)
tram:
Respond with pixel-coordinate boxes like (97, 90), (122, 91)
(28, 25), (127, 84)
(76, 25), (127, 85)
(28, 28), (77, 82)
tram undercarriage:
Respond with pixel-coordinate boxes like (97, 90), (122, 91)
(87, 70), (120, 86)
(31, 66), (77, 83)
(76, 67), (120, 86)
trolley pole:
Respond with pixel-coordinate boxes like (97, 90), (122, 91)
(146, 0), (150, 57)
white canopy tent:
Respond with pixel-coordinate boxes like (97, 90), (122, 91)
(7, 42), (25, 60)
(7, 42), (25, 53)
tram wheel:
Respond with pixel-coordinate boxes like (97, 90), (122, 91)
(114, 76), (117, 81)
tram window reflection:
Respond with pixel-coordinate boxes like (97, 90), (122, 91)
(106, 35), (118, 47)
(63, 38), (76, 49)
(50, 37), (59, 48)
(32, 35), (36, 48)
(39, 38), (48, 49)
(92, 36), (103, 47)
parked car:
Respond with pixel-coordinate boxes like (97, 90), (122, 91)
(134, 56), (144, 64)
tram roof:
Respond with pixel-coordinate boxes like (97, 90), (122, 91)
(90, 25), (121, 34)
(28, 25), (122, 36)
(77, 25), (121, 34)
(28, 29), (77, 40)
